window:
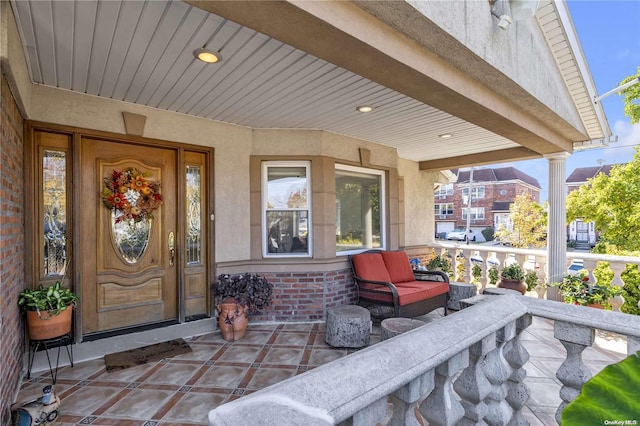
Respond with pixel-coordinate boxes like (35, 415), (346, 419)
(434, 203), (454, 216)
(462, 207), (485, 220)
(462, 186), (485, 201)
(42, 150), (67, 276)
(335, 165), (385, 255)
(435, 183), (454, 197)
(263, 162), (311, 257)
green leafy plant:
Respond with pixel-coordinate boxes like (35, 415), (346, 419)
(562, 351), (640, 423)
(488, 267), (499, 286)
(621, 264), (640, 315)
(213, 273), (273, 314)
(471, 264), (482, 285)
(524, 270), (539, 291)
(18, 281), (78, 316)
(550, 272), (622, 308)
(425, 250), (453, 278)
(500, 263), (525, 281)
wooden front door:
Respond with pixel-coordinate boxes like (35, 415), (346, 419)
(80, 137), (178, 335)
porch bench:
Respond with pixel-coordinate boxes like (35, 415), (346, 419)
(349, 250), (449, 320)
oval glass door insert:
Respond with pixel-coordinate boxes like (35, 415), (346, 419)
(111, 211), (152, 264)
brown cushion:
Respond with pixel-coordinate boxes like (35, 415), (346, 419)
(352, 252), (391, 283)
(381, 251), (415, 283)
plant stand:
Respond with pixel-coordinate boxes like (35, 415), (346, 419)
(27, 333), (74, 384)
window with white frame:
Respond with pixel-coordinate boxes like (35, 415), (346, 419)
(461, 186), (485, 201)
(263, 162), (311, 257)
(462, 207), (485, 220)
(434, 203), (454, 216)
(434, 183), (454, 197)
(335, 165), (385, 255)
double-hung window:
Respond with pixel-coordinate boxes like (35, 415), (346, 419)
(335, 165), (385, 255)
(263, 161), (311, 257)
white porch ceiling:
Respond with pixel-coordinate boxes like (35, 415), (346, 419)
(11, 0), (569, 166)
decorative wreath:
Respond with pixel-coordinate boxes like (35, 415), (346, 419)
(102, 168), (162, 223)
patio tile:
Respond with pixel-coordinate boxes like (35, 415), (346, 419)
(246, 367), (297, 389)
(215, 345), (263, 363)
(194, 365), (249, 388)
(262, 347), (304, 365)
(102, 388), (175, 418)
(54, 385), (126, 416)
(272, 331), (312, 346)
(143, 363), (201, 385)
(160, 391), (228, 424)
(524, 377), (562, 408)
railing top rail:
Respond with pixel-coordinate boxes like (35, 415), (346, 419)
(520, 297), (640, 338)
(209, 296), (527, 425)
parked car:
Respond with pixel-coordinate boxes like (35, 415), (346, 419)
(447, 228), (469, 241)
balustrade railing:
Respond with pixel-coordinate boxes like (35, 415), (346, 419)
(209, 295), (640, 425)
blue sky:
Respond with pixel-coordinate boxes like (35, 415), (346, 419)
(497, 0), (640, 201)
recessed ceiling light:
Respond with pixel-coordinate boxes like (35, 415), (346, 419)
(439, 133), (453, 138)
(356, 105), (374, 113)
(194, 48), (222, 64)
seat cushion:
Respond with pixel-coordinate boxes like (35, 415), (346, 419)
(359, 281), (448, 306)
(352, 252), (391, 283)
(381, 251), (415, 283)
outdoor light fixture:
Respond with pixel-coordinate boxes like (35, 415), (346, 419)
(439, 133), (453, 139)
(356, 105), (374, 113)
(193, 48), (222, 64)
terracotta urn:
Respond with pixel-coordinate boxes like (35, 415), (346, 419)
(217, 302), (248, 341)
(26, 307), (73, 340)
(497, 278), (527, 295)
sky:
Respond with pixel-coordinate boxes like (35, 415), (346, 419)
(491, 0), (640, 202)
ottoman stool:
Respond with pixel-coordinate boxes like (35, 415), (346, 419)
(447, 282), (478, 310)
(325, 305), (371, 348)
(381, 318), (425, 341)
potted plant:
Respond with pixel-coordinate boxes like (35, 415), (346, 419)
(18, 281), (78, 340)
(212, 273), (273, 341)
(497, 262), (527, 294)
(425, 250), (453, 278)
(550, 272), (621, 308)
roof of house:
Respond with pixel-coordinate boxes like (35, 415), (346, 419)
(566, 164), (621, 184)
(453, 167), (541, 189)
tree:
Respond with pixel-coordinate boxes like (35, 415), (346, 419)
(567, 148), (640, 253)
(620, 66), (640, 124)
(494, 193), (547, 248)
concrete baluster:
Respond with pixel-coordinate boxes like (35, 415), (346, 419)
(553, 321), (594, 423)
(420, 349), (469, 426)
(388, 371), (435, 426)
(351, 397), (387, 426)
(454, 334), (496, 424)
(483, 322), (516, 425)
(504, 315), (532, 425)
(609, 260), (627, 312)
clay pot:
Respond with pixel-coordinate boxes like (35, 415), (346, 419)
(26, 307), (73, 340)
(497, 278), (527, 295)
(217, 302), (248, 341)
(587, 303), (605, 309)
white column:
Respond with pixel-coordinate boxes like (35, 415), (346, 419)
(545, 153), (570, 301)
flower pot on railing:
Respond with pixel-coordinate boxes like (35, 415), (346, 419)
(497, 278), (527, 295)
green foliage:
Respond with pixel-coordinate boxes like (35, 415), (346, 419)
(18, 281), (78, 315)
(471, 264), (482, 285)
(524, 271), (539, 291)
(488, 267), (500, 286)
(425, 250), (453, 278)
(567, 149), (640, 252)
(620, 265), (640, 315)
(494, 193), (547, 248)
(619, 66), (640, 124)
(562, 351), (640, 423)
(481, 228), (494, 241)
(550, 272), (621, 308)
(455, 255), (466, 282)
(593, 262), (613, 285)
(500, 263), (525, 281)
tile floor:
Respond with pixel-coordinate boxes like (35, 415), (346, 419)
(15, 313), (627, 426)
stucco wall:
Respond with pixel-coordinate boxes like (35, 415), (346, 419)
(398, 158), (440, 247)
(407, 0), (582, 131)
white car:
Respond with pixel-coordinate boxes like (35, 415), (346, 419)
(447, 228), (468, 241)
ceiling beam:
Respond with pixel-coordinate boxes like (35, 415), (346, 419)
(418, 147), (542, 172)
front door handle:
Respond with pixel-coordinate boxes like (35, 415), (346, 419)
(168, 231), (175, 267)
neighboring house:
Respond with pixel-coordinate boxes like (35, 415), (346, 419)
(435, 167), (541, 241)
(566, 164), (620, 247)
(0, 0), (613, 420)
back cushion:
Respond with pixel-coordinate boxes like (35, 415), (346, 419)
(382, 251), (415, 283)
(352, 253), (391, 282)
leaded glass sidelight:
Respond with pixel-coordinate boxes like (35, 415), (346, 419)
(43, 150), (67, 275)
(186, 165), (202, 264)
(111, 212), (152, 264)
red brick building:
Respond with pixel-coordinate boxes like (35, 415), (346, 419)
(435, 167), (541, 241)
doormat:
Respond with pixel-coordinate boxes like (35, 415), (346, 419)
(104, 338), (192, 372)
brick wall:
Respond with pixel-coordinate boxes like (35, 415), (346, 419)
(0, 73), (25, 422)
(248, 268), (357, 322)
